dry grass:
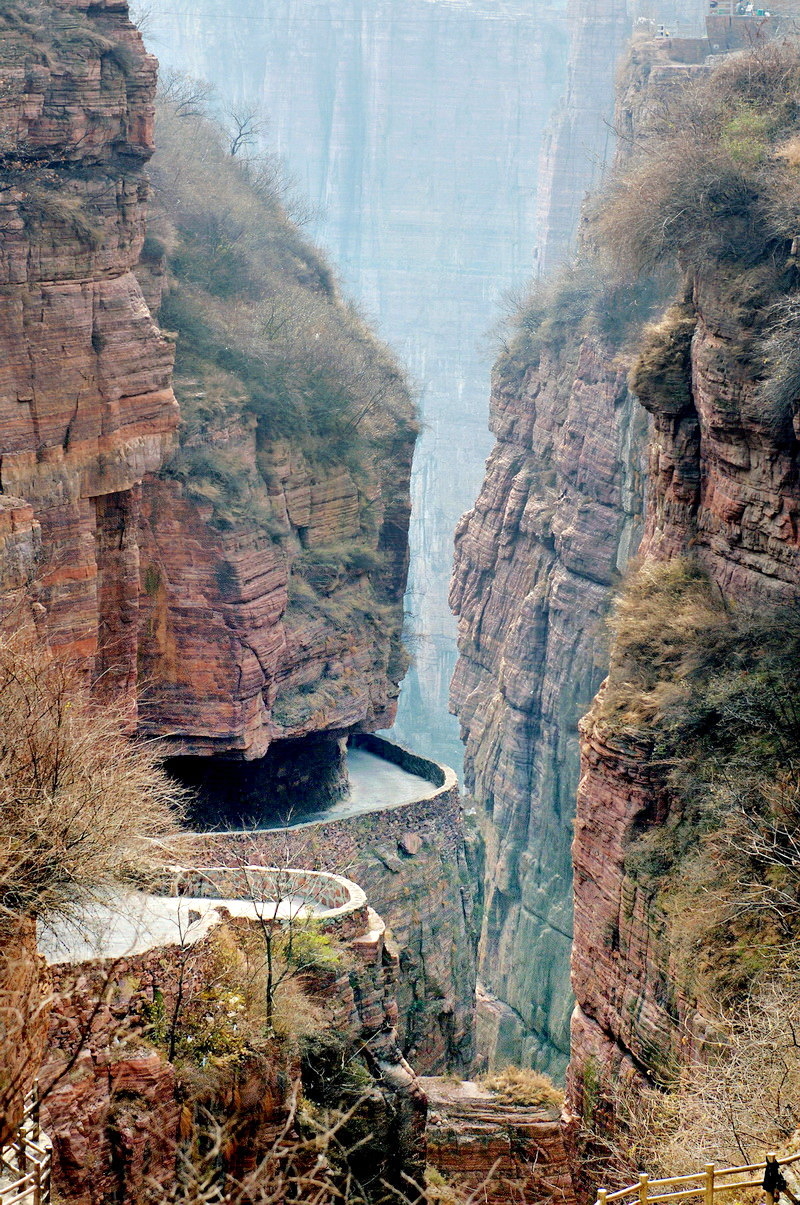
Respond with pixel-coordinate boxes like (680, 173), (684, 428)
(598, 958), (800, 1178)
(479, 1065), (565, 1109)
(774, 133), (800, 167)
(597, 559), (729, 734)
(0, 633), (185, 924)
(628, 303), (696, 415)
(595, 42), (800, 279)
(594, 556), (800, 1039)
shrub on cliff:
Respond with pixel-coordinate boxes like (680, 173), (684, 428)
(0, 633), (184, 924)
(600, 559), (800, 1003)
(149, 94), (416, 473)
(605, 959), (800, 1175)
(595, 43), (800, 278)
(495, 257), (668, 384)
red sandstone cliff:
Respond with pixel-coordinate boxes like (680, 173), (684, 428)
(449, 319), (648, 1074)
(0, 0), (414, 766)
(0, 0), (178, 713)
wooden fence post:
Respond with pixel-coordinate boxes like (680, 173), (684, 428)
(599, 1188), (609, 1205)
(767, 1152), (777, 1205)
(705, 1163), (715, 1205)
(640, 1173), (650, 1205)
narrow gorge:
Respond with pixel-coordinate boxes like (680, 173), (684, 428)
(3, 0), (800, 1202)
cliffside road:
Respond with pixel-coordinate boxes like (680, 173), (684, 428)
(39, 892), (324, 965)
(249, 747), (442, 831)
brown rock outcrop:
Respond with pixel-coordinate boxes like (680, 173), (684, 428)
(137, 421), (413, 758)
(422, 1076), (575, 1205)
(0, 918), (49, 1147)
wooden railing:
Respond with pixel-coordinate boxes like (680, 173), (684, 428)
(0, 1098), (52, 1205)
(596, 1151), (800, 1205)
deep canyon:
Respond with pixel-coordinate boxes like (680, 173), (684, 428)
(3, 0), (800, 1202)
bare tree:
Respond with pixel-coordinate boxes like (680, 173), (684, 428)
(0, 631), (185, 1143)
(227, 109), (263, 157)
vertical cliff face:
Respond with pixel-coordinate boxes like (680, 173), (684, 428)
(449, 1), (727, 1081)
(448, 0), (660, 1076)
(450, 327), (647, 1076)
(0, 0), (417, 774)
(566, 38), (800, 1135)
(140, 0), (570, 772)
(533, 0), (631, 277)
(0, 0), (179, 707)
(128, 95), (417, 766)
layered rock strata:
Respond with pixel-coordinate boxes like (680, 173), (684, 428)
(141, 0), (572, 775)
(136, 420), (413, 761)
(0, 0), (179, 708)
(568, 280), (800, 1112)
(423, 1076), (576, 1205)
(0, 0), (415, 771)
(534, 0), (631, 276)
(450, 336), (648, 1075)
(0, 918), (49, 1147)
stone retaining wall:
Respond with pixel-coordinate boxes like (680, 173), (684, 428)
(175, 740), (478, 1073)
(148, 865), (368, 932)
(350, 732), (447, 787)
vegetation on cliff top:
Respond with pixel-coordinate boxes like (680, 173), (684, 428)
(498, 43), (800, 432)
(479, 1064), (565, 1109)
(596, 43), (800, 278)
(149, 89), (416, 486)
(600, 558), (800, 996)
(600, 41), (800, 429)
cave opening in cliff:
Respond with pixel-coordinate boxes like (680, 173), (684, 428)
(166, 733), (349, 829)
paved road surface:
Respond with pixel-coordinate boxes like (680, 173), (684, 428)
(39, 892), (323, 965)
(266, 747), (441, 829)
